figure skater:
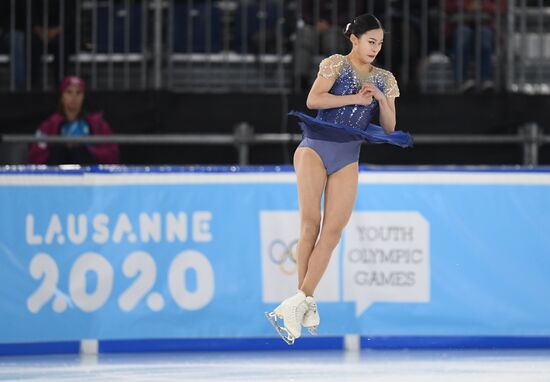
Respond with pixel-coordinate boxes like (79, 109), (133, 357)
(266, 14), (413, 344)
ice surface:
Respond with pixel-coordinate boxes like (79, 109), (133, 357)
(1, 349), (549, 382)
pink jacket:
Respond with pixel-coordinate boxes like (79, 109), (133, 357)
(28, 112), (120, 164)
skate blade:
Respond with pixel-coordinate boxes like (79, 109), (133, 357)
(265, 311), (295, 345)
(306, 326), (318, 336)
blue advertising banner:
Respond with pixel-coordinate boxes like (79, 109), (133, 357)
(0, 166), (549, 343)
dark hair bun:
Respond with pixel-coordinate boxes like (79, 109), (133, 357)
(343, 14), (384, 39)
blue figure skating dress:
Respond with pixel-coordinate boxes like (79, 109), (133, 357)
(289, 54), (413, 148)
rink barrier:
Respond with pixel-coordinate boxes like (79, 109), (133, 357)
(360, 336), (550, 350)
(1, 165), (550, 355)
(2, 336), (550, 356)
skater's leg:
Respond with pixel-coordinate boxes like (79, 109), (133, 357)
(266, 148), (324, 344)
(300, 162), (358, 296)
(293, 147), (326, 288)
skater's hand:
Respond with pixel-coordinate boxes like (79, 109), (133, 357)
(354, 87), (374, 106)
(360, 83), (385, 102)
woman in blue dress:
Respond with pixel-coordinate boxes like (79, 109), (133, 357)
(266, 14), (412, 344)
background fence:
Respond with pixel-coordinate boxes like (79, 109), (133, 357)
(1, 0), (549, 94)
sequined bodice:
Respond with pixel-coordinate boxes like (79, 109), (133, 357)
(316, 55), (399, 131)
(290, 56), (410, 147)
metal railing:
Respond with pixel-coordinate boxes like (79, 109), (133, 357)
(1, 1), (549, 93)
(1, 122), (546, 166)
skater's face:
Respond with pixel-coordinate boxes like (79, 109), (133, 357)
(352, 28), (384, 64)
(61, 85), (84, 115)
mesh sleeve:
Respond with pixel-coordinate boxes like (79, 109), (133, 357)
(383, 71), (400, 98)
(318, 54), (344, 80)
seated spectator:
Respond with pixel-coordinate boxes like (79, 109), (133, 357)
(0, 1), (26, 90)
(31, 0), (76, 89)
(445, 0), (507, 93)
(294, 1), (366, 89)
(29, 76), (119, 165)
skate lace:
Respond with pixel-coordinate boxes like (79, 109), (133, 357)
(295, 301), (308, 321)
(309, 301), (317, 313)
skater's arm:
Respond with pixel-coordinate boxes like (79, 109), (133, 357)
(377, 96), (396, 134)
(361, 82), (396, 134)
(306, 76), (371, 110)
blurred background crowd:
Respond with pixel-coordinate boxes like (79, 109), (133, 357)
(0, 0), (548, 166)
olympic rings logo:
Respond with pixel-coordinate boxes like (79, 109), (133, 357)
(268, 239), (298, 275)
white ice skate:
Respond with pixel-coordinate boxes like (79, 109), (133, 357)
(302, 296), (320, 335)
(265, 290), (308, 345)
